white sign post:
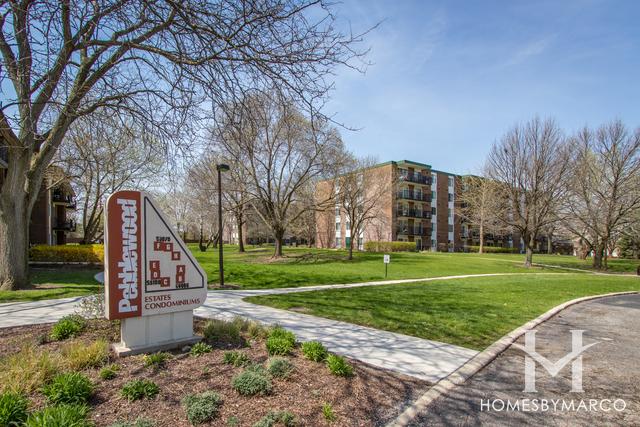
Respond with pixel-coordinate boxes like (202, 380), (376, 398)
(383, 254), (390, 278)
(104, 190), (208, 356)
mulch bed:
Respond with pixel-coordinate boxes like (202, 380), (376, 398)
(0, 317), (430, 426)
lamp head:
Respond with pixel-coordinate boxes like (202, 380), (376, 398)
(216, 164), (230, 172)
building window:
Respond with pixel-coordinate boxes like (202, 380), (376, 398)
(431, 239), (436, 247)
(448, 193), (453, 202)
(336, 237), (341, 247)
(431, 207), (436, 215)
(346, 221), (350, 231)
(432, 192), (436, 200)
(448, 208), (452, 218)
(335, 223), (340, 231)
(335, 207), (340, 216)
(358, 237), (363, 249)
(448, 224), (453, 232)
(448, 176), (454, 187)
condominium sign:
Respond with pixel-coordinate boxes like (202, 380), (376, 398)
(104, 190), (207, 320)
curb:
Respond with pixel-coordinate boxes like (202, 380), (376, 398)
(387, 290), (640, 427)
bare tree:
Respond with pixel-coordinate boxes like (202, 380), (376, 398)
(563, 121), (640, 269)
(458, 174), (504, 254)
(487, 117), (570, 267)
(0, 0), (368, 289)
(336, 156), (393, 260)
(290, 182), (320, 247)
(185, 156), (223, 252)
(56, 115), (162, 243)
(214, 92), (344, 257)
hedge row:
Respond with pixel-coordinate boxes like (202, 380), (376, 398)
(363, 241), (417, 253)
(465, 245), (519, 254)
(30, 244), (104, 263)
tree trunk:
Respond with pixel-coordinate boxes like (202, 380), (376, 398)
(0, 176), (31, 290)
(273, 229), (285, 258)
(348, 238), (354, 260)
(547, 233), (553, 254)
(478, 222), (484, 254)
(523, 234), (534, 268)
(593, 244), (604, 270)
(198, 223), (207, 252)
(236, 214), (245, 253)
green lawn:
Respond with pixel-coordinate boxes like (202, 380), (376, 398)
(0, 268), (102, 303)
(193, 245), (551, 289)
(1, 246), (637, 303)
(246, 273), (640, 350)
(468, 252), (640, 274)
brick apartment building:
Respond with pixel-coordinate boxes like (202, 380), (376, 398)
(316, 160), (523, 252)
(0, 146), (77, 245)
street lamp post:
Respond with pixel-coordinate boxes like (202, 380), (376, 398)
(217, 163), (230, 287)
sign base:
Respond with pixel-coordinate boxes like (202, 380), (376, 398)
(112, 310), (201, 356)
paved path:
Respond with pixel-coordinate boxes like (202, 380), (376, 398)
(408, 293), (640, 425)
(0, 273), (562, 382)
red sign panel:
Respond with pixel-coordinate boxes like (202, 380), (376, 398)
(105, 191), (142, 320)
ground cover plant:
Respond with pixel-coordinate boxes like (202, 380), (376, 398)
(121, 380), (160, 401)
(0, 318), (423, 426)
(301, 341), (328, 362)
(42, 372), (94, 405)
(0, 391), (29, 426)
(265, 326), (296, 356)
(326, 354), (354, 377)
(50, 315), (86, 341)
(182, 391), (223, 425)
(248, 273), (640, 350)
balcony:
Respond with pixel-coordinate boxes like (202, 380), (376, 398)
(396, 226), (431, 236)
(397, 190), (430, 202)
(396, 209), (432, 219)
(52, 191), (77, 209)
(53, 219), (76, 232)
(399, 173), (432, 185)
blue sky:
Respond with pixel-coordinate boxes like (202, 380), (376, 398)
(327, 0), (640, 174)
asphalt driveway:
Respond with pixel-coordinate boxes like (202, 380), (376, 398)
(409, 293), (640, 426)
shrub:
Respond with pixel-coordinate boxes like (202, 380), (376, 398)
(182, 391), (223, 425)
(231, 368), (272, 396)
(267, 358), (294, 379)
(202, 319), (242, 346)
(363, 241), (417, 252)
(326, 354), (353, 377)
(50, 315), (86, 341)
(0, 346), (60, 394)
(25, 404), (91, 427)
(190, 342), (213, 357)
(143, 352), (170, 369)
(109, 419), (155, 427)
(223, 351), (251, 367)
(301, 341), (327, 362)
(0, 392), (28, 427)
(29, 244), (104, 263)
(99, 364), (120, 380)
(322, 403), (336, 422)
(227, 416), (240, 426)
(252, 411), (296, 427)
(265, 326), (296, 356)
(121, 380), (159, 401)
(42, 372), (94, 405)
(62, 339), (109, 370)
